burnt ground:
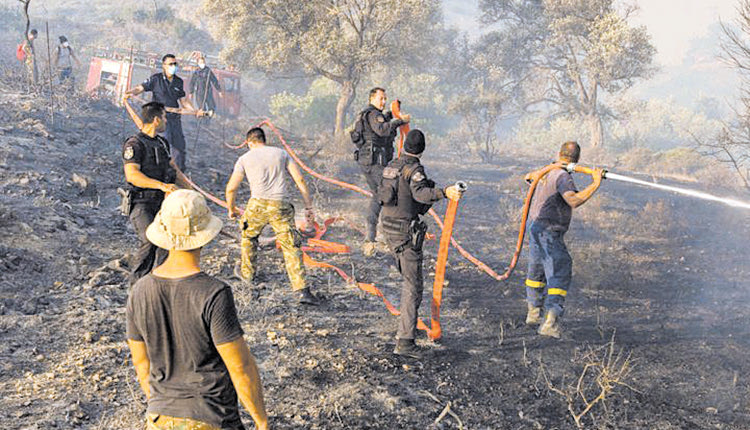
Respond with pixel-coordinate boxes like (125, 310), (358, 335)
(1, 81), (750, 430)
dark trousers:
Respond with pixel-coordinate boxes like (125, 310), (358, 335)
(525, 222), (572, 317)
(129, 201), (167, 282)
(59, 67), (73, 83)
(360, 163), (384, 241)
(166, 114), (186, 171)
(386, 231), (424, 340)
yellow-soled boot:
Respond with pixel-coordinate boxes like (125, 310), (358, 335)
(525, 303), (542, 325)
(538, 312), (561, 338)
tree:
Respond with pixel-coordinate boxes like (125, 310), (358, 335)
(203, 0), (442, 144)
(446, 32), (527, 162)
(700, 0), (750, 189)
(479, 0), (656, 148)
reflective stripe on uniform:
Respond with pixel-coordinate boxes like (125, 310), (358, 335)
(548, 288), (567, 297)
(525, 279), (545, 288)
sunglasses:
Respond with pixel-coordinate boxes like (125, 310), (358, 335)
(165, 62), (178, 66)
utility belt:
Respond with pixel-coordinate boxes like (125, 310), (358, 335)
(117, 188), (164, 216)
(354, 143), (392, 167)
(381, 216), (428, 252)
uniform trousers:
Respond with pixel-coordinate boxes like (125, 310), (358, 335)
(359, 163), (384, 242)
(166, 114), (186, 171)
(385, 228), (424, 340)
(129, 201), (167, 282)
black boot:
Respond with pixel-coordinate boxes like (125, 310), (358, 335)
(393, 338), (422, 359)
(298, 287), (320, 306)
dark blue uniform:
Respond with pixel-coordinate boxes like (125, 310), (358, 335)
(190, 67), (221, 113)
(141, 72), (188, 171)
(380, 155), (446, 341)
(356, 105), (405, 242)
(122, 132), (176, 282)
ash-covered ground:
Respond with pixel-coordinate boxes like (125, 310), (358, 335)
(1, 82), (750, 430)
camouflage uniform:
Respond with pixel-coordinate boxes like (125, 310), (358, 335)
(239, 198), (305, 291)
(146, 414), (221, 430)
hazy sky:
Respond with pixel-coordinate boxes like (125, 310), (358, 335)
(444, 0), (741, 67)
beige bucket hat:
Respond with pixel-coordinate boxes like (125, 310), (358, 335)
(146, 189), (223, 251)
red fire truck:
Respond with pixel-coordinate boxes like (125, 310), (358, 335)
(85, 48), (242, 118)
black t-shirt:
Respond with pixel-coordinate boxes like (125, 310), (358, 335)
(126, 272), (245, 429)
(141, 72), (185, 116)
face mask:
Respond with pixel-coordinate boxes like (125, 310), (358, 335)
(166, 65), (177, 75)
(62, 42), (69, 48)
(198, 63), (205, 69)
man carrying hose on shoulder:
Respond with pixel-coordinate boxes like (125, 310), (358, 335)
(523, 141), (605, 338)
(379, 129), (463, 358)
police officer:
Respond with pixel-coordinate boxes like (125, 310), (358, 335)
(379, 129), (463, 358)
(354, 87), (410, 256)
(125, 54), (205, 171)
(121, 101), (190, 283)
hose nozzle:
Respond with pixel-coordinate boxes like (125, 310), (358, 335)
(455, 181), (467, 192)
(564, 163), (608, 178)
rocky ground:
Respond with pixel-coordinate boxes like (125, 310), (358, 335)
(1, 79), (750, 430)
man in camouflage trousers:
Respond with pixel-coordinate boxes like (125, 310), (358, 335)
(225, 127), (320, 305)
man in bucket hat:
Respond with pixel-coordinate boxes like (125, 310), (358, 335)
(126, 189), (269, 430)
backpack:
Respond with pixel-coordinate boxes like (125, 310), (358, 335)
(350, 109), (367, 149)
(16, 43), (26, 62)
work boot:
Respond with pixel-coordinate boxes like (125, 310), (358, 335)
(362, 240), (377, 257)
(297, 287), (320, 306)
(393, 339), (422, 359)
(538, 312), (562, 339)
(525, 303), (542, 325)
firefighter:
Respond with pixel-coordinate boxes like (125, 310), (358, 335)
(523, 141), (605, 338)
(125, 54), (205, 171)
(352, 87), (410, 257)
(189, 55), (222, 114)
(121, 100), (192, 283)
(379, 129), (463, 358)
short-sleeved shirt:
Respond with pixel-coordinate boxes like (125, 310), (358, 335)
(233, 145), (290, 201)
(141, 72), (185, 117)
(528, 168), (578, 231)
(126, 273), (245, 429)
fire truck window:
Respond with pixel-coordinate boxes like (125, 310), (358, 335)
(223, 78), (236, 92)
(100, 71), (118, 95)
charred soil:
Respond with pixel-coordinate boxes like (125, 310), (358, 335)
(1, 84), (749, 430)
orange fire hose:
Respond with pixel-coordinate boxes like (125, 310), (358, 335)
(256, 117), (510, 281)
(421, 185), (465, 340)
(390, 99), (410, 158)
(183, 171), (462, 338)
(122, 102), (473, 338)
